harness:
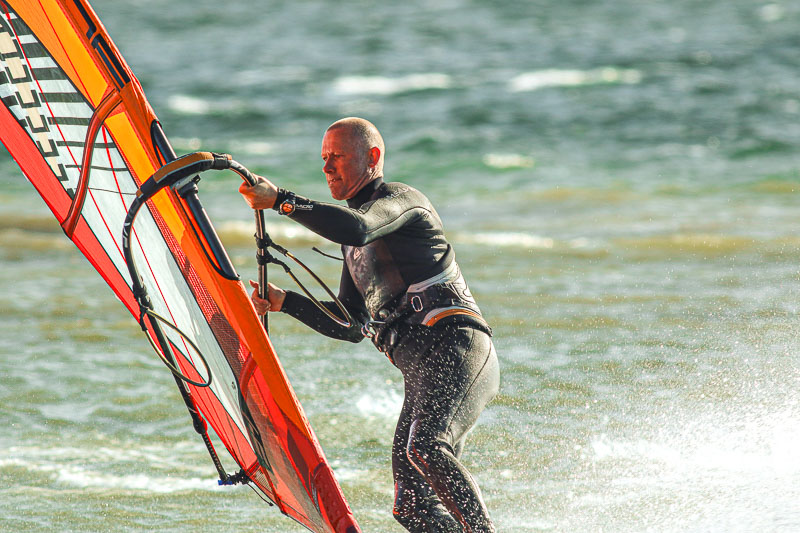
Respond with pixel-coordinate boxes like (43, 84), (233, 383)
(361, 261), (492, 359)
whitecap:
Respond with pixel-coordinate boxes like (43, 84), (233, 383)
(55, 468), (218, 493)
(1, 442), (222, 493)
(333, 73), (452, 96)
(169, 136), (203, 151)
(509, 67), (642, 93)
(759, 4), (784, 22)
(356, 389), (402, 419)
(224, 139), (274, 155)
(590, 434), (681, 464)
(167, 94), (212, 115)
(216, 219), (324, 246)
(482, 153), (535, 169)
(464, 232), (555, 249)
(328, 462), (370, 483)
(590, 409), (800, 478)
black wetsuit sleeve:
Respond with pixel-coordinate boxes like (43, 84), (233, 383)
(280, 187), (431, 246)
(280, 262), (368, 342)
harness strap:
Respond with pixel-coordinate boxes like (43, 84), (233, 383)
(423, 307), (484, 327)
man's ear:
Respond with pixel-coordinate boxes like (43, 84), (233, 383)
(368, 146), (381, 167)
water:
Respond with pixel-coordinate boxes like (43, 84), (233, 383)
(2, 0), (800, 531)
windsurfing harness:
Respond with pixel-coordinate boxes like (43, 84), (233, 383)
(0, 2), (359, 532)
(272, 179), (492, 359)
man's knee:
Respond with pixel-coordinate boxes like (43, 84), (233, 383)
(406, 419), (452, 475)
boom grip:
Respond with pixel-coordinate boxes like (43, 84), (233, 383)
(137, 151), (234, 200)
(228, 159), (257, 186)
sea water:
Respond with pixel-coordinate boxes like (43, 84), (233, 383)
(1, 0), (799, 531)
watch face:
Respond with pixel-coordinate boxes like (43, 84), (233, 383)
(280, 200), (295, 215)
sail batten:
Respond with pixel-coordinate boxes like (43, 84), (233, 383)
(0, 2), (360, 532)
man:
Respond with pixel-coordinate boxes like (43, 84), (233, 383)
(239, 117), (499, 533)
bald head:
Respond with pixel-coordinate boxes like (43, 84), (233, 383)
(326, 117), (385, 175)
(321, 117), (385, 200)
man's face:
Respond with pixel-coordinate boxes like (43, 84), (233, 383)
(321, 128), (370, 201)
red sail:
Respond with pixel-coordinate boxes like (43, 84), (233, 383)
(0, 2), (359, 532)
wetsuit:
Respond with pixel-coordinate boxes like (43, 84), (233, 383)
(273, 178), (500, 532)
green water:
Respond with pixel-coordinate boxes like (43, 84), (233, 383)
(2, 0), (800, 531)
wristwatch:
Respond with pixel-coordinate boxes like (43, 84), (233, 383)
(277, 191), (296, 215)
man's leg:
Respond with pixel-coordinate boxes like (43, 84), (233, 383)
(405, 326), (499, 533)
(392, 383), (463, 533)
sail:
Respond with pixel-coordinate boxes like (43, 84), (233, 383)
(0, 2), (359, 532)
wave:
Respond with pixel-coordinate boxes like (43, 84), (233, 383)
(463, 231), (555, 249)
(166, 94), (252, 118)
(218, 223), (592, 252)
(59, 467), (216, 493)
(332, 73), (452, 96)
(216, 219), (327, 248)
(574, 405), (800, 532)
(456, 231), (592, 251)
(0, 213), (62, 233)
(509, 67), (642, 93)
(747, 178), (799, 194)
(613, 233), (759, 254)
(0, 228), (73, 252)
(1, 442), (222, 493)
(4, 210), (792, 259)
(454, 230), (800, 258)
(167, 136), (275, 156)
(167, 94), (213, 115)
(482, 153), (535, 169)
(355, 389), (403, 419)
(590, 408), (800, 481)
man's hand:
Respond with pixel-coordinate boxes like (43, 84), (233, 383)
(249, 280), (286, 315)
(239, 175), (279, 210)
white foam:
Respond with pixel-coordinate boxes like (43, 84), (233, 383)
(333, 73), (452, 96)
(169, 136), (203, 150)
(224, 139), (274, 155)
(465, 232), (555, 249)
(1, 441), (223, 493)
(5, 443), (193, 466)
(56, 468), (217, 493)
(482, 153), (535, 169)
(454, 231), (594, 250)
(591, 435), (681, 464)
(590, 409), (800, 479)
(328, 462), (369, 483)
(356, 389), (403, 419)
(509, 67), (642, 93)
(759, 4), (784, 22)
(216, 219), (323, 243)
(168, 94), (212, 115)
(578, 413), (800, 532)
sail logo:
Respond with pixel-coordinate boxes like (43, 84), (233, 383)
(0, 8), (73, 190)
(0, 4), (128, 201)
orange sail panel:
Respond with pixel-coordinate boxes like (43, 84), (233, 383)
(0, 2), (359, 532)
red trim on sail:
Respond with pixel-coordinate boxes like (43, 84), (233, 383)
(62, 90), (122, 236)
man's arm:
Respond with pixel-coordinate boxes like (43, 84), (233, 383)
(279, 187), (432, 246)
(279, 264), (368, 343)
(239, 175), (432, 246)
